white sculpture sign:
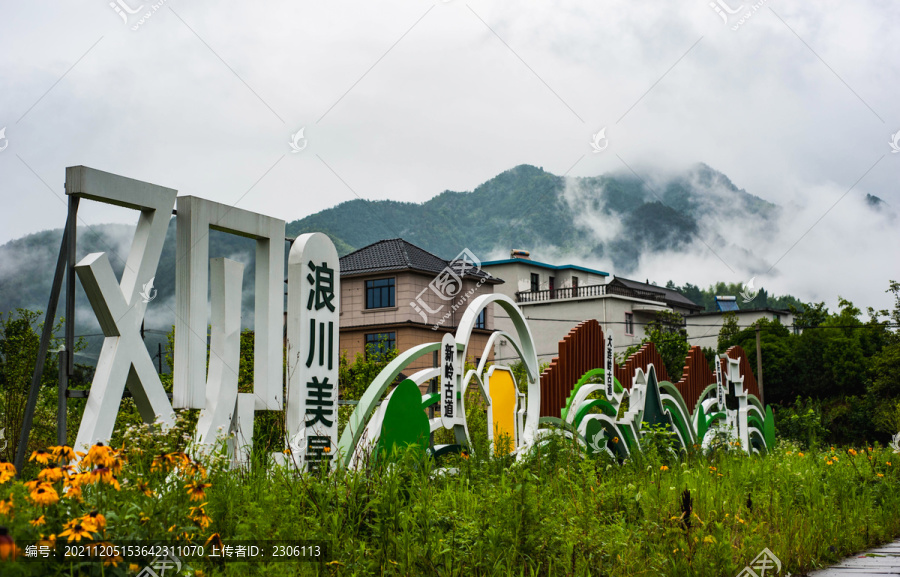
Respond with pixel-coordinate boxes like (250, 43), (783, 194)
(193, 258), (246, 460)
(604, 332), (614, 398)
(68, 166), (345, 470)
(68, 167), (178, 452)
(439, 332), (460, 429)
(715, 354), (725, 410)
(174, 195), (285, 412)
(286, 233), (340, 472)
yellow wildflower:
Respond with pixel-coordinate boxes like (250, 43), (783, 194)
(37, 534), (56, 549)
(206, 533), (223, 551)
(0, 529), (16, 561)
(30, 449), (52, 465)
(82, 511), (107, 532)
(59, 519), (93, 542)
(29, 515), (46, 527)
(63, 486), (83, 501)
(0, 463), (15, 484)
(136, 480), (155, 497)
(185, 480), (211, 502)
(30, 485), (59, 506)
(38, 467), (65, 483)
(0, 495), (12, 516)
(49, 446), (77, 462)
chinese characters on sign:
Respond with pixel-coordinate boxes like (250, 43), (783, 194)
(440, 332), (459, 429)
(716, 355), (725, 410)
(605, 333), (614, 397)
(287, 233), (340, 473)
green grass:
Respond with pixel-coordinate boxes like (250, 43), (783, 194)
(205, 441), (899, 576)
(4, 434), (900, 576)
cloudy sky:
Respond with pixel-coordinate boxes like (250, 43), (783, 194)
(1, 0), (898, 311)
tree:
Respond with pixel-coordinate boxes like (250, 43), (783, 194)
(869, 281), (900, 433)
(0, 309), (64, 462)
(717, 312), (740, 353)
(338, 337), (399, 401)
(790, 301), (829, 329)
(623, 310), (690, 381)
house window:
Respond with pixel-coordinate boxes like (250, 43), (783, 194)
(572, 276), (579, 297)
(365, 278), (395, 309)
(365, 332), (396, 360)
(549, 276), (555, 299)
(530, 273), (539, 292)
(475, 309), (486, 330)
(624, 312), (634, 335)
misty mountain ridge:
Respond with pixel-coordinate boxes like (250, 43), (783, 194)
(0, 162), (857, 335)
(288, 162), (781, 271)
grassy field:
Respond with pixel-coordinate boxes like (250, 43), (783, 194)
(1, 420), (900, 577)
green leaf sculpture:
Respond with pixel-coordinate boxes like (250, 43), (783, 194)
(377, 379), (431, 461)
(696, 403), (708, 444)
(763, 405), (776, 450)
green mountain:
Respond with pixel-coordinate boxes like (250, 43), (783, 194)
(0, 163), (785, 332)
(287, 163), (778, 269)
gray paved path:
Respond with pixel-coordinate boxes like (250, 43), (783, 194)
(808, 539), (900, 576)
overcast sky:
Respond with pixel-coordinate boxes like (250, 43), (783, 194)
(1, 0), (898, 311)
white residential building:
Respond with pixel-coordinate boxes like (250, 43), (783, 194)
(480, 252), (703, 364)
(684, 296), (796, 350)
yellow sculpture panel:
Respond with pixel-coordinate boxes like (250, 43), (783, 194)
(486, 366), (519, 456)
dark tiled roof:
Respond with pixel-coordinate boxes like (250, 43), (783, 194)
(610, 277), (703, 310)
(339, 239), (499, 282)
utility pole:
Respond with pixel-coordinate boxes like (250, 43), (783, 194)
(755, 325), (764, 406)
(57, 350), (67, 446)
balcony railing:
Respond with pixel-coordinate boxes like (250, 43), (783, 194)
(514, 283), (668, 304)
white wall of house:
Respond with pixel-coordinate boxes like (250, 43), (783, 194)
(684, 309), (796, 350)
(489, 294), (671, 365)
(483, 261), (607, 298)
